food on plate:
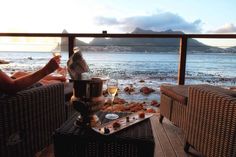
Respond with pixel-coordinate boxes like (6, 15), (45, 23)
(138, 112), (145, 118)
(112, 121), (121, 129)
(146, 108), (156, 113)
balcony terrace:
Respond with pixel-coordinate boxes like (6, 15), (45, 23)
(0, 32), (235, 157)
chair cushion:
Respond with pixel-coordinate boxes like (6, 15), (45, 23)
(161, 84), (236, 105)
(160, 84), (206, 105)
(160, 85), (191, 105)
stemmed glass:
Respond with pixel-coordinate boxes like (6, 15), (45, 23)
(105, 79), (119, 120)
(52, 51), (61, 58)
(51, 48), (63, 76)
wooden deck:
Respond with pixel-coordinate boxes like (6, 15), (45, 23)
(150, 116), (202, 157)
(37, 115), (202, 157)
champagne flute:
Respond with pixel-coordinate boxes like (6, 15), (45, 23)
(52, 52), (61, 57)
(105, 79), (119, 120)
(52, 48), (61, 76)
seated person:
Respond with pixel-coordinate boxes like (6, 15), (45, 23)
(0, 56), (64, 95)
(11, 67), (67, 85)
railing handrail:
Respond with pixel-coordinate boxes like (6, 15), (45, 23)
(1, 33), (236, 38)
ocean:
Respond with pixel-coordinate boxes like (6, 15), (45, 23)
(0, 51), (236, 101)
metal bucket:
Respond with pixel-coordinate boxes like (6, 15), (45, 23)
(73, 79), (103, 99)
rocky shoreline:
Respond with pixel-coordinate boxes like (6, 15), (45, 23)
(0, 59), (10, 64)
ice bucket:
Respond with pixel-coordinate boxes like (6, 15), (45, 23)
(71, 79), (105, 127)
(73, 79), (103, 99)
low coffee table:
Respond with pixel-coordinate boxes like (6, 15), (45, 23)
(53, 111), (155, 157)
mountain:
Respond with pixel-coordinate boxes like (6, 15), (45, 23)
(226, 46), (236, 53)
(59, 28), (227, 53)
(85, 28), (223, 52)
(60, 29), (88, 52)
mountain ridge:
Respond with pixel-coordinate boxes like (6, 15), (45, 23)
(60, 28), (232, 53)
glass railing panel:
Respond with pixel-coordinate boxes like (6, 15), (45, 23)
(75, 37), (180, 101)
(186, 38), (236, 88)
(0, 37), (69, 75)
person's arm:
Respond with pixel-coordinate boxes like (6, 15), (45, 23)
(0, 56), (60, 94)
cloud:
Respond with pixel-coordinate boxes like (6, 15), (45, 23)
(208, 23), (236, 33)
(94, 17), (119, 25)
(94, 12), (202, 33)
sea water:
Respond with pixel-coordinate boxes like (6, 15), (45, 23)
(0, 51), (236, 101)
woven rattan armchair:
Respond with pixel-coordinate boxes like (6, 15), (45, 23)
(159, 84), (202, 131)
(185, 85), (236, 157)
(0, 83), (66, 157)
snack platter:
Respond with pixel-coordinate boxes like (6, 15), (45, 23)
(92, 112), (154, 135)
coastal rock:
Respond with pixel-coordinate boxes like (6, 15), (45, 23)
(140, 87), (155, 95)
(0, 59), (10, 64)
(151, 100), (160, 107)
(124, 85), (135, 94)
(27, 57), (33, 60)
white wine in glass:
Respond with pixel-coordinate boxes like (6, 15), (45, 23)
(108, 86), (118, 97)
(52, 52), (61, 57)
(105, 79), (119, 120)
(52, 43), (61, 57)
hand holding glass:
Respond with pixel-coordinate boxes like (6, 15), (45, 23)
(105, 79), (119, 120)
(51, 50), (62, 76)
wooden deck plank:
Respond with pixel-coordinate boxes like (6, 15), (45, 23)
(175, 125), (186, 145)
(150, 116), (165, 157)
(150, 116), (176, 157)
(163, 119), (203, 157)
(162, 121), (189, 157)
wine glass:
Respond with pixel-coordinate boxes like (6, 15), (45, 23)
(57, 66), (68, 82)
(105, 79), (119, 120)
(52, 51), (61, 57)
(51, 48), (62, 76)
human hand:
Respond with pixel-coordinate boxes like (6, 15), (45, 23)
(57, 66), (67, 77)
(43, 56), (61, 75)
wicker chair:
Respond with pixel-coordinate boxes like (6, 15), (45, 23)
(64, 82), (76, 118)
(185, 85), (236, 157)
(159, 84), (203, 131)
(0, 83), (66, 157)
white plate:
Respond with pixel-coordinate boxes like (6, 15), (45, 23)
(92, 112), (154, 135)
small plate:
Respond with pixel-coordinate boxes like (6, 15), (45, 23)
(92, 112), (153, 135)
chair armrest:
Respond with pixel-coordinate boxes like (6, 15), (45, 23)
(0, 83), (66, 157)
(186, 86), (236, 157)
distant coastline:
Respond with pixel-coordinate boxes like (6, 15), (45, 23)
(0, 50), (235, 54)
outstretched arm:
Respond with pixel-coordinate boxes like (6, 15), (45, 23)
(0, 56), (60, 94)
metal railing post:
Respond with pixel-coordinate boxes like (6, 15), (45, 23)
(178, 36), (188, 85)
(68, 36), (75, 58)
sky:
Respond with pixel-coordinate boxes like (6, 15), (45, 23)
(0, 0), (236, 49)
